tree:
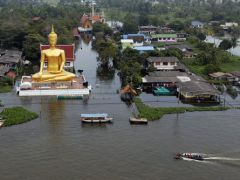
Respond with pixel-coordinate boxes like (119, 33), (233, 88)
(23, 33), (46, 63)
(218, 39), (232, 50)
(122, 14), (138, 33)
(196, 32), (206, 41)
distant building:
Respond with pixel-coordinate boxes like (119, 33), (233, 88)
(220, 22), (239, 30)
(191, 21), (204, 28)
(133, 46), (154, 53)
(147, 57), (179, 70)
(121, 39), (134, 50)
(123, 34), (149, 46)
(0, 50), (22, 67)
(40, 44), (75, 68)
(151, 34), (177, 42)
(138, 25), (158, 35)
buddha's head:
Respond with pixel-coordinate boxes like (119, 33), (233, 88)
(48, 25), (58, 47)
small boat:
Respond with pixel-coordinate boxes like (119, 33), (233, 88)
(80, 113), (113, 123)
(129, 117), (148, 124)
(175, 153), (205, 161)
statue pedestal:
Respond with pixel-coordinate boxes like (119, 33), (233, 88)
(17, 75), (91, 97)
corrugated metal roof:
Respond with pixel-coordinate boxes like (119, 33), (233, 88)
(147, 56), (179, 62)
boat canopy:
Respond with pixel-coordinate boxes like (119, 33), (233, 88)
(80, 113), (108, 118)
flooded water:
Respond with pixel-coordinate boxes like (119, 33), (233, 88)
(1, 41), (240, 180)
(205, 35), (240, 56)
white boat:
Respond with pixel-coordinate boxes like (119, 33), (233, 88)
(80, 113), (113, 123)
(129, 117), (148, 124)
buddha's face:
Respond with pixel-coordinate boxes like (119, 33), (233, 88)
(48, 35), (57, 46)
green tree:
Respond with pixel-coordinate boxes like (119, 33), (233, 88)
(219, 39), (232, 50)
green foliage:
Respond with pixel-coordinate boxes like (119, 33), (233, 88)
(219, 39), (233, 50)
(134, 98), (229, 121)
(93, 22), (113, 36)
(0, 107), (38, 127)
(204, 64), (221, 75)
(0, 85), (12, 93)
(122, 13), (138, 33)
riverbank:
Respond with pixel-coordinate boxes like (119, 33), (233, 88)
(0, 107), (38, 127)
(134, 98), (230, 121)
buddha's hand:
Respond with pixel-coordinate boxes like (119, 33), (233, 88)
(39, 71), (42, 77)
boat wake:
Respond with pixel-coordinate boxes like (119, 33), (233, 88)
(204, 157), (240, 161)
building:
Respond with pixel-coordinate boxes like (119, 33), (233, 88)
(133, 46), (154, 53)
(191, 21), (204, 28)
(147, 57), (179, 70)
(78, 14), (93, 33)
(0, 50), (22, 67)
(121, 39), (134, 49)
(138, 25), (158, 35)
(177, 33), (189, 41)
(220, 22), (239, 30)
(40, 44), (75, 68)
(123, 34), (149, 46)
(151, 34), (177, 42)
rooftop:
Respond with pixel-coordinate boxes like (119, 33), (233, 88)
(0, 50), (22, 64)
(133, 46), (154, 51)
(151, 34), (177, 38)
(147, 56), (179, 63)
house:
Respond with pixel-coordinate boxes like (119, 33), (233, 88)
(138, 25), (158, 35)
(220, 22), (238, 30)
(123, 34), (148, 46)
(177, 33), (189, 41)
(40, 44), (75, 69)
(32, 16), (41, 22)
(179, 80), (220, 101)
(191, 21), (204, 28)
(158, 26), (175, 33)
(121, 39), (134, 49)
(147, 57), (179, 70)
(151, 34), (177, 43)
(142, 71), (190, 90)
(184, 51), (197, 59)
(165, 44), (192, 52)
(133, 46), (154, 53)
(0, 50), (22, 67)
(209, 72), (235, 83)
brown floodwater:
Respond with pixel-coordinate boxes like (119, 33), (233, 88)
(0, 41), (240, 180)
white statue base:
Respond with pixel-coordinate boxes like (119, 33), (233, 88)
(17, 76), (91, 97)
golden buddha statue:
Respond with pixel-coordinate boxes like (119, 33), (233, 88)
(32, 26), (76, 82)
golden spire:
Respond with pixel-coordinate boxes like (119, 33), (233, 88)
(48, 25), (57, 38)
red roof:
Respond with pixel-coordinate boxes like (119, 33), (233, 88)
(6, 71), (16, 79)
(40, 44), (75, 61)
(92, 15), (102, 22)
(32, 16), (41, 21)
